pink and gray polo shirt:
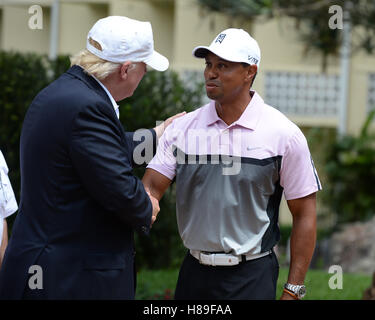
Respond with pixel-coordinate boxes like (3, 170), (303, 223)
(148, 91), (321, 255)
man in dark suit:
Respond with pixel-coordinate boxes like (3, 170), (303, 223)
(0, 16), (180, 299)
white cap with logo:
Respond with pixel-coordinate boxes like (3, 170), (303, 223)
(192, 28), (261, 68)
(87, 16), (169, 71)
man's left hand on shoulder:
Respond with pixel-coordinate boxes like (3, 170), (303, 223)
(154, 111), (186, 139)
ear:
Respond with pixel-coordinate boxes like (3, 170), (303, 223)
(245, 64), (257, 84)
(120, 61), (132, 80)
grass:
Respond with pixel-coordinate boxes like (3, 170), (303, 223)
(277, 268), (371, 300)
(136, 267), (372, 300)
(136, 269), (180, 300)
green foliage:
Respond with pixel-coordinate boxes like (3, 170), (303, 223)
(0, 51), (70, 217)
(136, 268), (180, 300)
(324, 110), (375, 224)
(136, 267), (372, 300)
(119, 70), (203, 131)
(298, 11), (340, 72)
(277, 267), (371, 300)
(49, 55), (72, 81)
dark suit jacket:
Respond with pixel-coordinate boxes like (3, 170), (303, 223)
(0, 65), (156, 299)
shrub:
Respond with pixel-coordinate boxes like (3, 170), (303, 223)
(0, 51), (70, 228)
(324, 110), (375, 224)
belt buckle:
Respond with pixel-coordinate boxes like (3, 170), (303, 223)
(216, 253), (240, 266)
(200, 252), (240, 266)
(198, 252), (210, 265)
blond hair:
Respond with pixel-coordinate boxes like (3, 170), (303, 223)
(70, 47), (122, 80)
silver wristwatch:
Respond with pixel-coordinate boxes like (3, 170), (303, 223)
(284, 283), (306, 299)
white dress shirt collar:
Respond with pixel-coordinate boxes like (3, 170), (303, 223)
(91, 75), (120, 119)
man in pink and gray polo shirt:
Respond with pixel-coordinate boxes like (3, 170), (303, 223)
(143, 28), (321, 300)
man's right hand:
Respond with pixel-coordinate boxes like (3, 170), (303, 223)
(146, 191), (160, 226)
(142, 169), (173, 227)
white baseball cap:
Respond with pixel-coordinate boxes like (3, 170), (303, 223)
(192, 28), (261, 67)
(87, 16), (169, 71)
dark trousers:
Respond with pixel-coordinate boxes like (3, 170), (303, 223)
(174, 250), (279, 300)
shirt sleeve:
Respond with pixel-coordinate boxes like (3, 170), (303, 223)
(147, 121), (178, 181)
(280, 129), (322, 200)
(0, 152), (18, 219)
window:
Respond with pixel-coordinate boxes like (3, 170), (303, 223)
(264, 71), (340, 117)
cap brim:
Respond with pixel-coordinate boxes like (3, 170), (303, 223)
(192, 46), (211, 58)
(192, 46), (236, 62)
(144, 50), (169, 72)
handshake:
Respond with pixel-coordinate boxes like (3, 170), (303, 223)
(145, 190), (160, 226)
(142, 111), (185, 227)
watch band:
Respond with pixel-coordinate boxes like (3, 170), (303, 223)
(283, 288), (299, 300)
(284, 283), (306, 299)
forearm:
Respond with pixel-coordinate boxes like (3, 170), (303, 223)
(288, 211), (316, 284)
(142, 169), (172, 226)
(142, 169), (172, 201)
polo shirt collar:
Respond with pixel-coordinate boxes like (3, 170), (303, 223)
(206, 90), (264, 130)
(206, 101), (222, 126)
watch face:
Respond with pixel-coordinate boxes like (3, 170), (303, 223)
(298, 286), (306, 297)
